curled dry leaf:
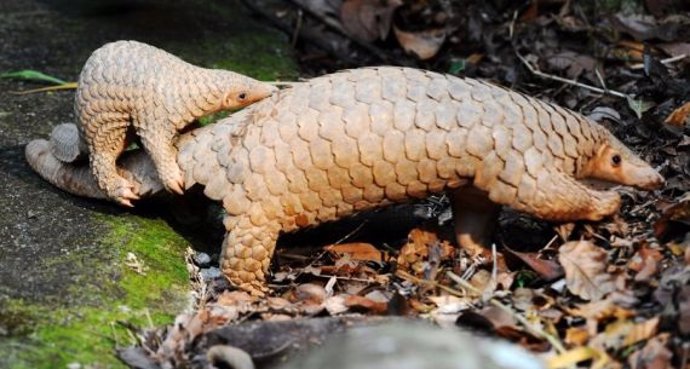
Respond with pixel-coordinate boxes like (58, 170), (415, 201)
(663, 101), (690, 127)
(558, 240), (616, 300)
(340, 0), (403, 42)
(504, 247), (564, 281)
(343, 294), (388, 314)
(325, 242), (386, 262)
(393, 26), (446, 60)
(397, 227), (454, 274)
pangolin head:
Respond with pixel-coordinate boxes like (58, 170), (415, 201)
(583, 133), (664, 191)
(221, 74), (278, 110)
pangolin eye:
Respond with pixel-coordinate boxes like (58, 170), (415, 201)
(611, 154), (622, 166)
(238, 92), (247, 100)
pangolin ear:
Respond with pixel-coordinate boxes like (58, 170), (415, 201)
(224, 91), (248, 108)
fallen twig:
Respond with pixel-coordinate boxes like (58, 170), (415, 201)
(10, 82), (78, 95)
(395, 269), (470, 298)
(629, 53), (687, 70)
(516, 52), (628, 99)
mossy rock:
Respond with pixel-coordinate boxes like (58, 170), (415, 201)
(0, 216), (192, 368)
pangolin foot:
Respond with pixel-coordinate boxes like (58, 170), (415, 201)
(237, 280), (269, 297)
(108, 178), (141, 207)
(161, 165), (185, 195)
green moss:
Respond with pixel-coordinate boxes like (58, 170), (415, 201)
(200, 34), (298, 82)
(0, 215), (191, 368)
(198, 110), (230, 126)
(172, 29), (298, 82)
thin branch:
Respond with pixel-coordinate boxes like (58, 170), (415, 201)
(10, 82), (77, 95)
(395, 269), (470, 298)
(516, 52), (628, 99)
(629, 53), (687, 70)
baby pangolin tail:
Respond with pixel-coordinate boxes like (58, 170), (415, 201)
(26, 138), (164, 201)
(49, 123), (88, 163)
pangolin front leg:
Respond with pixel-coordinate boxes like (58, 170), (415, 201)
(220, 215), (282, 296)
(138, 123), (184, 195)
(508, 168), (622, 222)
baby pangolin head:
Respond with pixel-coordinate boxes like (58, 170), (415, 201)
(221, 75), (278, 110)
(582, 134), (664, 191)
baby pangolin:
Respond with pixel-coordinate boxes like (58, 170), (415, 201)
(26, 67), (664, 295)
(53, 40), (277, 206)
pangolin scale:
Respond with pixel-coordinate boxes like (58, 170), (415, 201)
(26, 66), (664, 295)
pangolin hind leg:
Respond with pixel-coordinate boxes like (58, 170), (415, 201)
(450, 188), (501, 259)
(88, 117), (140, 206)
(220, 215), (282, 296)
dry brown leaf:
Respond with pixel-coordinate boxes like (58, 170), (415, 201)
(469, 269), (492, 292)
(546, 346), (604, 369)
(628, 246), (663, 281)
(325, 242), (386, 262)
(393, 26), (446, 60)
(611, 40), (645, 62)
(664, 101), (690, 127)
(291, 283), (327, 305)
(397, 227), (454, 274)
(565, 326), (590, 346)
(343, 294), (388, 314)
(217, 290), (255, 307)
(477, 305), (518, 329)
(569, 297), (636, 322)
(428, 295), (471, 314)
(504, 247), (564, 281)
(340, 0), (402, 42)
(678, 285), (690, 335)
(623, 316), (660, 347)
(558, 240), (616, 300)
(628, 334), (673, 369)
(658, 42), (690, 58)
(512, 287), (535, 312)
(466, 53), (484, 65)
(546, 51), (597, 80)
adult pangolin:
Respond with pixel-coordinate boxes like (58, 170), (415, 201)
(52, 40), (277, 206)
(26, 67), (664, 295)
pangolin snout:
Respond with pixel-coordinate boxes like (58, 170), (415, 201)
(637, 170), (665, 191)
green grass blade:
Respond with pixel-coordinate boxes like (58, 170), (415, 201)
(0, 70), (67, 85)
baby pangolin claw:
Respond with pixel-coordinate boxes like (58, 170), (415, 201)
(239, 281), (269, 297)
(110, 179), (140, 207)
